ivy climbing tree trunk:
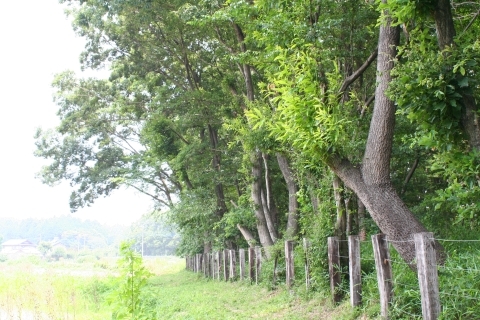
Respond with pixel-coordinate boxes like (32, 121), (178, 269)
(327, 4), (445, 266)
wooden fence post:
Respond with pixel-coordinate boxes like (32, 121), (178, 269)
(303, 238), (311, 290)
(414, 232), (441, 320)
(328, 236), (342, 303)
(348, 235), (362, 307)
(194, 254), (199, 273)
(216, 251), (222, 280)
(229, 249), (237, 280)
(223, 249), (229, 281)
(285, 240), (295, 289)
(239, 249), (246, 280)
(255, 246), (262, 284)
(203, 253), (208, 277)
(210, 253), (215, 278)
(248, 247), (255, 282)
(372, 234), (393, 319)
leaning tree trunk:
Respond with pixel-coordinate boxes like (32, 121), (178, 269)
(328, 4), (445, 266)
(276, 153), (299, 238)
(234, 22), (275, 251)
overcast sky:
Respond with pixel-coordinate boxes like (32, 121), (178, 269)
(0, 0), (153, 225)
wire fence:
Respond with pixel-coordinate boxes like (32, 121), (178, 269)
(185, 234), (480, 319)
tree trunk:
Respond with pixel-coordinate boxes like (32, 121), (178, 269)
(434, 0), (480, 150)
(333, 175), (348, 262)
(237, 224), (256, 247)
(328, 4), (445, 266)
(208, 125), (227, 217)
(345, 196), (352, 235)
(333, 175), (346, 240)
(251, 152), (275, 248)
(276, 153), (299, 238)
(261, 188), (279, 241)
(262, 153), (279, 239)
(358, 197), (366, 241)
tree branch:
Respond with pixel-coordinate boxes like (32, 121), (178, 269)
(338, 47), (378, 94)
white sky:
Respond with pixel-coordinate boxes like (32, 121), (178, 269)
(0, 0), (153, 225)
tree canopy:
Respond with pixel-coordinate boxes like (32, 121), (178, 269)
(36, 0), (480, 265)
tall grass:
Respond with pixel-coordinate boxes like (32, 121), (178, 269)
(0, 257), (115, 319)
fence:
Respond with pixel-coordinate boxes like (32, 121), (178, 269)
(186, 233), (479, 320)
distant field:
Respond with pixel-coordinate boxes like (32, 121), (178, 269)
(0, 256), (357, 319)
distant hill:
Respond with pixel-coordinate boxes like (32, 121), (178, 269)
(0, 216), (127, 249)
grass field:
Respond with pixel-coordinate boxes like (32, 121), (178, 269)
(0, 255), (364, 320)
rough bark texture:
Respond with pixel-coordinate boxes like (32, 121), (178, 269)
(328, 6), (445, 266)
(276, 153), (299, 238)
(434, 0), (456, 50)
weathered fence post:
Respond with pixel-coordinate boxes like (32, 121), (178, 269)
(414, 232), (441, 320)
(239, 249), (246, 280)
(248, 247), (255, 282)
(303, 238), (311, 290)
(372, 234), (393, 319)
(195, 254), (201, 273)
(223, 249), (229, 281)
(348, 235), (362, 307)
(229, 249), (237, 280)
(328, 236), (342, 303)
(255, 246), (262, 284)
(216, 251), (222, 280)
(210, 253), (214, 278)
(285, 240), (295, 289)
(203, 253), (208, 277)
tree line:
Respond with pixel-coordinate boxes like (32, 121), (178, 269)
(35, 0), (480, 265)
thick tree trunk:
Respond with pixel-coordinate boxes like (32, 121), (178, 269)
(276, 153), (299, 238)
(328, 5), (445, 266)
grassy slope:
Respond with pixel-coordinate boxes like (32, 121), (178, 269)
(145, 257), (358, 320)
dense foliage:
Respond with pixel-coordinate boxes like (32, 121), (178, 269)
(36, 0), (480, 295)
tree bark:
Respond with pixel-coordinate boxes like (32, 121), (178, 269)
(262, 153), (279, 239)
(434, 0), (480, 150)
(251, 152), (275, 248)
(237, 224), (256, 247)
(333, 175), (346, 240)
(276, 153), (299, 238)
(327, 5), (445, 266)
(208, 125), (227, 217)
(358, 197), (366, 241)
